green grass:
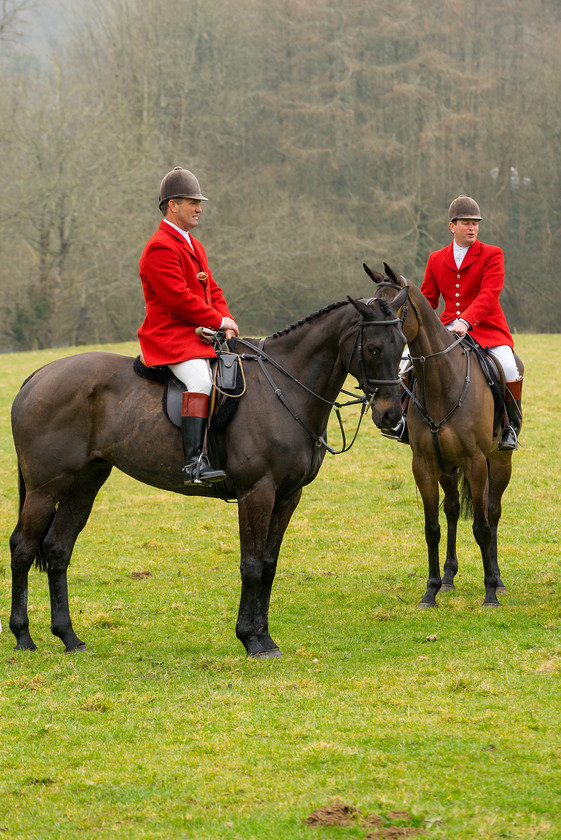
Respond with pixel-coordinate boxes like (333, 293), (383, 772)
(0, 335), (560, 839)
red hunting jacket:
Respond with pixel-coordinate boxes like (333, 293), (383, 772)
(421, 240), (514, 349)
(138, 221), (233, 366)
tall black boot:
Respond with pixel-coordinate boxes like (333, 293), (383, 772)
(182, 392), (227, 484)
(381, 414), (409, 444)
(499, 379), (523, 451)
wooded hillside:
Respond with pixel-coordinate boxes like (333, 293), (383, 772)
(1, 0), (559, 349)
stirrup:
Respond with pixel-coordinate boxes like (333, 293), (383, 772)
(183, 456), (227, 485)
(498, 426), (518, 451)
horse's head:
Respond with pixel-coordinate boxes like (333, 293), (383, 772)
(364, 262), (419, 345)
(345, 283), (409, 430)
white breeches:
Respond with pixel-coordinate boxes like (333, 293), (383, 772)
(169, 359), (212, 395)
(486, 345), (521, 382)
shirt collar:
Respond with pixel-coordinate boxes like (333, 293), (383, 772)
(163, 218), (192, 247)
(453, 241), (470, 269)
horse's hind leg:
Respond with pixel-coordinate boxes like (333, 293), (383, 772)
(254, 489), (302, 656)
(43, 465), (112, 651)
(10, 490), (58, 650)
(467, 455), (499, 606)
(440, 472), (460, 591)
(488, 451), (513, 594)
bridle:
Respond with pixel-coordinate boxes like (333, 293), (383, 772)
(374, 277), (472, 473)
(348, 311), (405, 397)
(231, 305), (405, 455)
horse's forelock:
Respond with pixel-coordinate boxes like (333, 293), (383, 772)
(376, 297), (394, 319)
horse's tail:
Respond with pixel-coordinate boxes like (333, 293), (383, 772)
(459, 471), (474, 520)
(16, 461), (52, 573)
(459, 459), (492, 520)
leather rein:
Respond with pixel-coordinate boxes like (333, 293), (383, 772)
(231, 310), (403, 455)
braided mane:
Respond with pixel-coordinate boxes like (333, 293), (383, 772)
(268, 299), (350, 339)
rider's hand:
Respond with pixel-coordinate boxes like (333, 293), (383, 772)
(220, 316), (239, 339)
(448, 318), (469, 336)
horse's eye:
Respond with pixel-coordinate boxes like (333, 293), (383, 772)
(367, 345), (379, 357)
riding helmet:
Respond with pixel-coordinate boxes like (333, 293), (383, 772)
(448, 195), (482, 222)
(158, 166), (208, 207)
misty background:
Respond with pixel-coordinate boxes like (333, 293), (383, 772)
(1, 0), (560, 351)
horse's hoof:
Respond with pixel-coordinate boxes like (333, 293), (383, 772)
(249, 647), (282, 659)
(440, 583), (455, 592)
(64, 642), (87, 653)
(418, 601), (437, 609)
(496, 586), (507, 595)
(482, 600), (501, 608)
(14, 641), (37, 651)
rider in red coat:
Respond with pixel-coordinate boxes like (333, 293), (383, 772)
(138, 167), (239, 484)
(384, 195), (523, 450)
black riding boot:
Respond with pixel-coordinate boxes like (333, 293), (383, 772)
(381, 414), (409, 444)
(498, 379), (523, 452)
(182, 392), (227, 485)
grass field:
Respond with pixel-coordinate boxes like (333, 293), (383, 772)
(0, 335), (560, 840)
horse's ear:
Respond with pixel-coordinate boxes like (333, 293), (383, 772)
(383, 263), (404, 286)
(348, 295), (375, 320)
(392, 285), (409, 313)
(363, 263), (386, 285)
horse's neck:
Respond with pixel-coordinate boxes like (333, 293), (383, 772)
(265, 308), (349, 402)
(406, 286), (464, 395)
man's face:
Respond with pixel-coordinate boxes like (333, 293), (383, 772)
(449, 218), (479, 248)
(167, 198), (202, 231)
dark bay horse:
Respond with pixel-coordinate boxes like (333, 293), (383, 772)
(10, 287), (408, 657)
(367, 265), (520, 608)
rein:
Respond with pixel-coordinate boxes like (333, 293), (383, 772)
(375, 278), (472, 473)
(232, 312), (400, 455)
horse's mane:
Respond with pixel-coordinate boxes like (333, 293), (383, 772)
(267, 297), (392, 340)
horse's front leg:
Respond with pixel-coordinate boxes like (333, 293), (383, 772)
(236, 483), (277, 657)
(440, 472), (460, 590)
(413, 458), (442, 608)
(467, 456), (499, 607)
(254, 489), (302, 656)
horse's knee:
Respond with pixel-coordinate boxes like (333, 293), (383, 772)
(472, 519), (491, 548)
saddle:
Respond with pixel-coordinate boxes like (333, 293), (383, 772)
(133, 346), (245, 430)
(460, 334), (507, 434)
(401, 335), (507, 436)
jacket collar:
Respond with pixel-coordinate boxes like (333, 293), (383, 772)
(159, 219), (197, 256)
(443, 238), (482, 271)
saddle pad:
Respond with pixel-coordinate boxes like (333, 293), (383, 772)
(133, 354), (244, 430)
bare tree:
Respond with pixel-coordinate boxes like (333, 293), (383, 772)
(0, 0), (36, 42)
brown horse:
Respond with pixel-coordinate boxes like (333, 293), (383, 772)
(9, 287), (408, 657)
(367, 264), (521, 608)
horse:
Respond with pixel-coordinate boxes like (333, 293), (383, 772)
(9, 286), (409, 658)
(366, 264), (521, 608)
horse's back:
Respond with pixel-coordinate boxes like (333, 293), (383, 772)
(12, 352), (140, 484)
